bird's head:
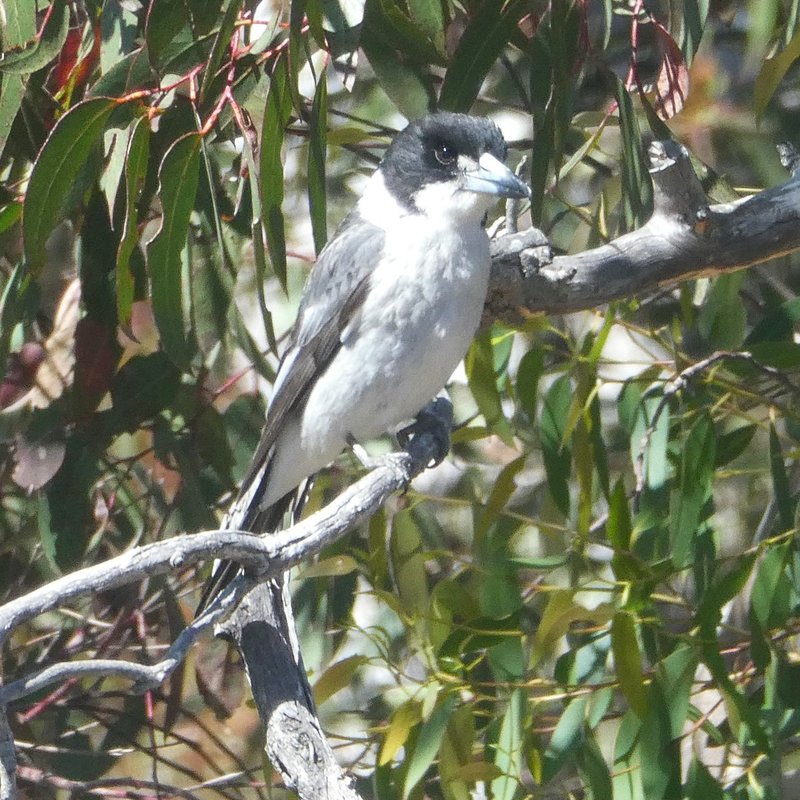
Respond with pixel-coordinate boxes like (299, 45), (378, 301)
(377, 112), (530, 223)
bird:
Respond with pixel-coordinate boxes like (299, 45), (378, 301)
(198, 111), (530, 612)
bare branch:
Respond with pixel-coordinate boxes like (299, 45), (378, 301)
(486, 141), (800, 321)
(0, 425), (441, 646)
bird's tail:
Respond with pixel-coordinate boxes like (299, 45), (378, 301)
(195, 454), (303, 616)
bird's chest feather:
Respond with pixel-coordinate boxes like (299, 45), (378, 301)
(334, 217), (490, 431)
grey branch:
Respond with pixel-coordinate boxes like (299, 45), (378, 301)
(0, 401), (451, 800)
(486, 140), (800, 321)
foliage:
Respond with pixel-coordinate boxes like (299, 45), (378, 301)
(1, 0), (800, 798)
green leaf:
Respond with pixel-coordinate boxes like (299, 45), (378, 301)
(542, 695), (587, 781)
(307, 72), (328, 255)
(199, 0), (244, 102)
(110, 352), (182, 427)
(746, 296), (800, 344)
(639, 683), (681, 800)
(0, 0), (35, 159)
(657, 644), (698, 738)
(754, 26), (800, 119)
(697, 273), (746, 350)
(751, 540), (792, 630)
(23, 97), (117, 274)
(715, 422), (756, 468)
(0, 0), (69, 74)
(438, 0), (527, 112)
(390, 510), (429, 617)
(465, 332), (513, 444)
(515, 347), (544, 423)
(117, 116), (150, 327)
(381, 700), (421, 766)
(146, 132), (202, 370)
(261, 56), (293, 289)
(476, 455), (526, 538)
(403, 694), (457, 799)
(686, 759), (724, 800)
(540, 374), (572, 515)
(407, 0), (446, 51)
(769, 422), (793, 531)
(614, 76), (652, 230)
(313, 655), (369, 706)
(611, 611), (648, 718)
(361, 0), (434, 118)
(145, 0), (191, 69)
(490, 688), (525, 800)
(670, 413), (715, 569)
(576, 733), (613, 800)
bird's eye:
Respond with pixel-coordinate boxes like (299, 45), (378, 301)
(433, 143), (457, 165)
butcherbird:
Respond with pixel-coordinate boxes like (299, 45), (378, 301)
(199, 111), (530, 611)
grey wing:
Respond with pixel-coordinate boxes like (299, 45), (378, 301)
(238, 214), (385, 494)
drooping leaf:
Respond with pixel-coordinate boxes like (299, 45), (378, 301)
(540, 374), (573, 515)
(313, 655), (369, 706)
(403, 693), (457, 799)
(490, 688), (525, 800)
(307, 71), (328, 255)
(465, 331), (513, 444)
(199, 0), (244, 102)
(670, 413), (715, 569)
(639, 682), (681, 800)
(380, 700), (421, 766)
(260, 56), (293, 289)
(23, 97), (117, 274)
(754, 26), (800, 119)
(146, 132), (202, 369)
(613, 76), (652, 230)
(439, 0), (528, 112)
(116, 116), (150, 327)
(542, 694), (588, 781)
(361, 0), (435, 118)
(769, 422), (793, 531)
(109, 351), (182, 427)
(611, 611), (648, 718)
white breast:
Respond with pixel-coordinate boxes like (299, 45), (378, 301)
(263, 172), (492, 505)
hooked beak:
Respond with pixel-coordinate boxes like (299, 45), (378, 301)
(461, 152), (531, 200)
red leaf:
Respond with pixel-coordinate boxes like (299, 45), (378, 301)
(74, 317), (117, 413)
(653, 23), (689, 120)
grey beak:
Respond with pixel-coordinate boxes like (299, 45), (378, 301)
(461, 152), (531, 199)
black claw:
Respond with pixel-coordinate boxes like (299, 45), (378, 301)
(398, 397), (454, 467)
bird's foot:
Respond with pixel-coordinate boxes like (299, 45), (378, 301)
(397, 397), (454, 468)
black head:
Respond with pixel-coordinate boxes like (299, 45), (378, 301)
(378, 112), (529, 215)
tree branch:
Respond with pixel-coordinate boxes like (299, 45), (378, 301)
(0, 399), (451, 800)
(486, 140), (800, 321)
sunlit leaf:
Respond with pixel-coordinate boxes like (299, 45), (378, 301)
(754, 26), (800, 119)
(313, 655), (369, 706)
(611, 611), (648, 718)
(403, 693), (457, 799)
(490, 688), (525, 800)
(670, 413), (715, 569)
